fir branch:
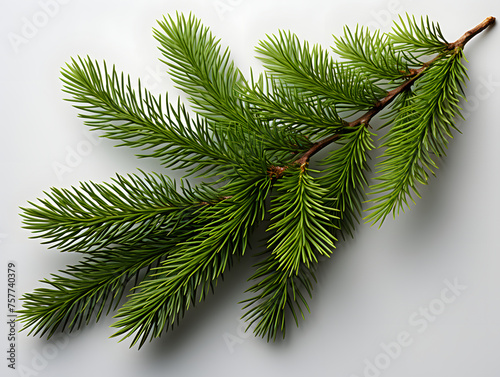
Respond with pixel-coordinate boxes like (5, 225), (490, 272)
(319, 126), (375, 238)
(256, 30), (386, 111)
(332, 25), (411, 82)
(365, 51), (468, 224)
(241, 167), (337, 341)
(17, 234), (190, 338)
(294, 16), (494, 166)
(154, 12), (247, 125)
(267, 167), (337, 274)
(20, 172), (213, 252)
(111, 175), (272, 347)
(19, 14), (495, 349)
(390, 14), (449, 56)
(241, 253), (317, 341)
(242, 72), (346, 139)
(61, 57), (239, 176)
(154, 13), (313, 162)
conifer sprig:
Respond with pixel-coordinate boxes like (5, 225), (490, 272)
(332, 25), (411, 83)
(20, 172), (214, 252)
(154, 13), (246, 125)
(319, 126), (375, 238)
(18, 13), (494, 348)
(241, 252), (317, 341)
(267, 167), (337, 274)
(366, 51), (468, 223)
(256, 30), (386, 111)
(111, 175), (272, 347)
(61, 57), (238, 176)
(241, 167), (337, 341)
(18, 236), (188, 338)
(391, 14), (448, 56)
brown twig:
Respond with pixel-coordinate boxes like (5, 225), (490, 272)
(447, 16), (495, 50)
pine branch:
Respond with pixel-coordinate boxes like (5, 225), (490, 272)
(19, 14), (495, 349)
(17, 234), (189, 338)
(240, 167), (337, 340)
(154, 13), (247, 125)
(365, 51), (468, 224)
(267, 167), (337, 274)
(20, 171), (214, 252)
(154, 13), (314, 163)
(256, 30), (386, 111)
(390, 14), (449, 56)
(332, 25), (411, 82)
(318, 126), (375, 238)
(241, 253), (317, 341)
(242, 72), (346, 139)
(294, 16), (494, 166)
(61, 57), (240, 177)
(111, 175), (272, 347)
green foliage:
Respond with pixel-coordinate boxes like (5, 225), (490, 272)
(242, 73), (345, 140)
(256, 30), (386, 111)
(19, 12), (490, 348)
(154, 13), (246, 125)
(267, 167), (337, 274)
(332, 25), (411, 83)
(241, 251), (317, 341)
(241, 167), (336, 340)
(319, 126), (375, 238)
(20, 171), (214, 252)
(18, 236), (187, 338)
(111, 176), (271, 347)
(391, 14), (448, 56)
(365, 51), (467, 224)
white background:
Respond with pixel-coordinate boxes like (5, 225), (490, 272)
(1, 0), (499, 376)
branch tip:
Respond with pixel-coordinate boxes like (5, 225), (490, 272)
(448, 16), (495, 50)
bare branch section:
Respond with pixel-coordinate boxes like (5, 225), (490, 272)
(448, 16), (495, 50)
